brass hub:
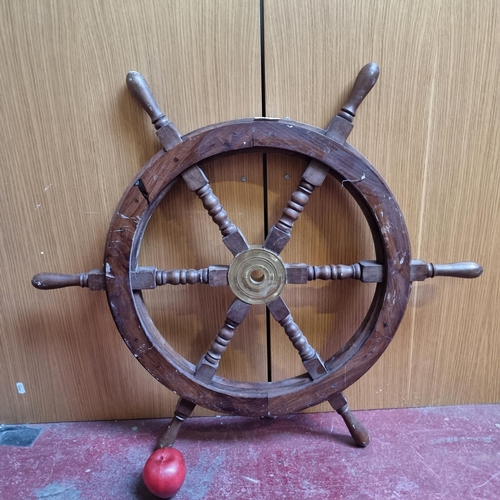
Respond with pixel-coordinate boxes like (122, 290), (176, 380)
(228, 247), (286, 305)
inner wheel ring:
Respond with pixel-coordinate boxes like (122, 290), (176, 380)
(105, 118), (412, 417)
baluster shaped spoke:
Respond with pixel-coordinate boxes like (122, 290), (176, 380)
(307, 263), (361, 281)
(36, 259), (481, 292)
(132, 266), (228, 289)
(155, 268), (209, 286)
(154, 265), (229, 287)
(274, 178), (314, 233)
(267, 295), (370, 447)
(285, 260), (483, 284)
(126, 72), (249, 256)
(284, 262), (364, 284)
(266, 296), (327, 380)
(182, 166), (250, 256)
(195, 298), (251, 382)
(264, 162), (328, 255)
(264, 64), (382, 255)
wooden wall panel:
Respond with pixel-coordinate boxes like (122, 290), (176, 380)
(0, 0), (263, 423)
(264, 0), (499, 410)
(1, 0), (498, 425)
(408, 0), (500, 406)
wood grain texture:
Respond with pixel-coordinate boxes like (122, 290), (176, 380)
(0, 0), (262, 423)
(264, 0), (499, 410)
(407, 0), (500, 407)
(104, 118), (412, 419)
(2, 0), (498, 424)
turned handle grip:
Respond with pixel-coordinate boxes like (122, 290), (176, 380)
(32, 273), (83, 289)
(429, 262), (483, 279)
(31, 270), (105, 290)
(337, 404), (370, 448)
(341, 62), (379, 118)
(126, 71), (168, 129)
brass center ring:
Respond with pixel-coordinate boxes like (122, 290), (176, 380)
(228, 247), (286, 305)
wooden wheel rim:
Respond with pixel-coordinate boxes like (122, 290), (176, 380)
(105, 118), (412, 417)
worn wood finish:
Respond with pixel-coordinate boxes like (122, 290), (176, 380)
(126, 70), (252, 257)
(104, 117), (412, 416)
(32, 259), (481, 291)
(27, 85), (481, 433)
(1, 0), (263, 423)
(3, 0), (497, 425)
(264, 63), (378, 255)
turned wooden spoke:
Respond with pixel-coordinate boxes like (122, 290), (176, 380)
(264, 64), (380, 255)
(307, 263), (362, 282)
(31, 64), (485, 457)
(155, 268), (209, 286)
(267, 296), (315, 362)
(195, 298), (251, 382)
(263, 64), (379, 254)
(196, 181), (237, 236)
(264, 162), (328, 255)
(284, 260), (483, 284)
(273, 177), (316, 234)
(126, 72), (249, 256)
(143, 265), (229, 288)
(267, 296), (327, 380)
(31, 266), (230, 291)
(32, 260), (481, 291)
(182, 166), (250, 256)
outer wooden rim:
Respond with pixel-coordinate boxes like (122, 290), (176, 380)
(105, 118), (411, 417)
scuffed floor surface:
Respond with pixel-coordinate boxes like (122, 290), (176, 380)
(1, 404), (499, 499)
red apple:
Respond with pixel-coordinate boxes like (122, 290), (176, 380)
(143, 447), (186, 498)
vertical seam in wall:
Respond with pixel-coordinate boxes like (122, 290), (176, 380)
(260, 0), (267, 119)
(260, 0), (272, 383)
(260, 0), (268, 237)
(407, 48), (439, 401)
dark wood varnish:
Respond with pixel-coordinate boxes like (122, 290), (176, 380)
(31, 65), (483, 452)
(104, 116), (413, 419)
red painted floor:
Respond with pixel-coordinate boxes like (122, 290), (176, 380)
(1, 404), (499, 499)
